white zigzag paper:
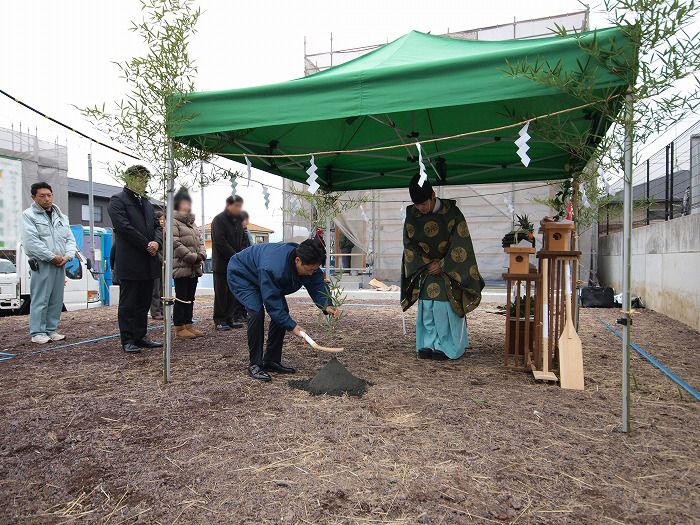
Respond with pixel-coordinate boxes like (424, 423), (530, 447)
(230, 174), (238, 197)
(306, 155), (320, 194)
(245, 156), (252, 186)
(417, 142), (427, 187)
(515, 122), (531, 167)
(262, 185), (270, 209)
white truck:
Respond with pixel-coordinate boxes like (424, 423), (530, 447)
(0, 243), (101, 315)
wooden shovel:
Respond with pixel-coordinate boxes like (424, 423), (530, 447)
(558, 262), (584, 390)
(533, 258), (558, 382)
(299, 331), (344, 353)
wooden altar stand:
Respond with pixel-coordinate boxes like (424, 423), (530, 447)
(502, 271), (542, 371)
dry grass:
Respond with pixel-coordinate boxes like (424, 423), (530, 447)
(0, 299), (698, 524)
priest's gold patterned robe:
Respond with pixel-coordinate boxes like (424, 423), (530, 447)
(400, 199), (484, 317)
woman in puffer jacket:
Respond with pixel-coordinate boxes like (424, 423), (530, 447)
(172, 187), (207, 339)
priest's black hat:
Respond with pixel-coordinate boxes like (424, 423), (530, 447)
(409, 172), (433, 204)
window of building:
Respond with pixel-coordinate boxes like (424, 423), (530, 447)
(81, 204), (102, 223)
(255, 235), (265, 244)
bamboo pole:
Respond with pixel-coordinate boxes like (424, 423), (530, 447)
(163, 142), (175, 383)
(621, 93), (633, 432)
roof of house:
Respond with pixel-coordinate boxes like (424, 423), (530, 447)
(205, 222), (274, 234)
(67, 178), (123, 199)
(248, 223), (274, 234)
(68, 177), (165, 206)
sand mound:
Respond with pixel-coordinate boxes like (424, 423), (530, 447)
(289, 358), (368, 397)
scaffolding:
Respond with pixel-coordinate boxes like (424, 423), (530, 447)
(0, 125), (69, 213)
(304, 10), (589, 76)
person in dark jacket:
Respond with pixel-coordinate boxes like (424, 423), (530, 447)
(211, 195), (249, 330)
(108, 165), (163, 354)
(227, 238), (339, 381)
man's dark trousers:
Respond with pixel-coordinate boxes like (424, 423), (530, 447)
(246, 306), (286, 366)
(213, 272), (235, 325)
(118, 279), (154, 345)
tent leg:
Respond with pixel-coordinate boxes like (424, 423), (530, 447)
(621, 93), (633, 432)
(163, 142), (175, 383)
(325, 215), (331, 280)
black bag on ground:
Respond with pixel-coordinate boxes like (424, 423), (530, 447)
(580, 286), (615, 308)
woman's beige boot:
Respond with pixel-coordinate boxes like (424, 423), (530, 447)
(186, 323), (204, 337)
(175, 325), (197, 339)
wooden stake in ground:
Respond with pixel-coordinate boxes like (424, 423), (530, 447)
(533, 258), (558, 382)
(558, 262), (584, 390)
(299, 331), (344, 353)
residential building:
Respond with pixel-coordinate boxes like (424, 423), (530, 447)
(203, 222), (274, 250)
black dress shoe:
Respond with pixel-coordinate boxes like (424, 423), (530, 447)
(123, 343), (142, 354)
(215, 323), (231, 331)
(432, 350), (449, 361)
(136, 336), (162, 348)
(248, 364), (272, 381)
(262, 361), (296, 374)
(227, 321), (243, 329)
(417, 347), (433, 359)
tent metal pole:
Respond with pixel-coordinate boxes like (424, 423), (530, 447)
(200, 161), (206, 248)
(621, 93), (633, 433)
(87, 153), (95, 263)
(163, 141), (175, 383)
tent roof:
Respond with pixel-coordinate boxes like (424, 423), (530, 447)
(173, 28), (633, 190)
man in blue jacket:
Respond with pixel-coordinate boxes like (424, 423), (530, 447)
(21, 182), (77, 344)
(227, 238), (339, 381)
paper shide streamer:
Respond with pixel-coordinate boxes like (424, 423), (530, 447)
(262, 185), (270, 209)
(515, 122), (531, 167)
(230, 173), (238, 197)
(416, 143), (427, 187)
(306, 155), (320, 194)
(245, 156), (252, 187)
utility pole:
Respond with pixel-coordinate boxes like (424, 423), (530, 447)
(87, 153), (95, 263)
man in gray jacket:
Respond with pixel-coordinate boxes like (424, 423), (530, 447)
(21, 182), (76, 344)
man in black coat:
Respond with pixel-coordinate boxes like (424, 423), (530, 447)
(108, 165), (163, 353)
(211, 195), (250, 330)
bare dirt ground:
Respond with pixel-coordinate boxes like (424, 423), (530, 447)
(0, 298), (698, 524)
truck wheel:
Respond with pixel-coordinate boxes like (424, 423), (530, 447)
(18, 295), (31, 315)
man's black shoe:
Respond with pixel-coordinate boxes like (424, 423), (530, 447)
(227, 321), (243, 329)
(136, 336), (162, 348)
(417, 347), (433, 359)
(215, 323), (231, 331)
(248, 364), (272, 381)
(123, 343), (142, 354)
(262, 361), (296, 374)
(432, 350), (449, 361)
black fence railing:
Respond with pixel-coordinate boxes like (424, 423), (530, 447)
(599, 120), (700, 236)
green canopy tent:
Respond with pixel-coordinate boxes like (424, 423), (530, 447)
(171, 27), (633, 190)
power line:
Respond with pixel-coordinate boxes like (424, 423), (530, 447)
(0, 87), (140, 160)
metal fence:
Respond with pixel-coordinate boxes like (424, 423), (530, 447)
(599, 120), (700, 235)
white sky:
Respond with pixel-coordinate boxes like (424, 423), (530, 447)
(2, 1), (695, 240)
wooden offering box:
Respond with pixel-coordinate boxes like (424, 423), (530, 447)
(541, 222), (575, 251)
(504, 245), (536, 274)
